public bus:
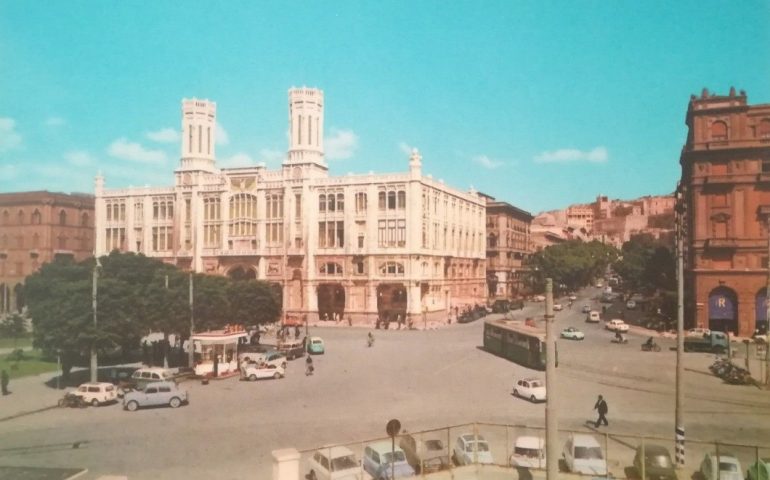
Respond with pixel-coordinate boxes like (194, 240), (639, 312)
(483, 318), (550, 370)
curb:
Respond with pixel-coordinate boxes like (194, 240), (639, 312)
(0, 404), (58, 423)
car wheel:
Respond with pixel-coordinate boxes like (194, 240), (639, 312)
(249, 374), (257, 381)
(513, 389), (518, 397)
(91, 399), (99, 407)
(308, 470), (317, 480)
(169, 397), (181, 408)
(126, 400), (139, 412)
(273, 372), (281, 379)
(282, 362), (287, 369)
(530, 395), (537, 402)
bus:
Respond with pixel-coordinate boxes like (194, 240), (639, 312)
(483, 318), (549, 370)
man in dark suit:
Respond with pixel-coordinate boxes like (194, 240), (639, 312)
(594, 395), (608, 427)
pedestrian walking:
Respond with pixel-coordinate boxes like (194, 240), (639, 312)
(594, 395), (608, 427)
(2, 369), (10, 395)
(294, 325), (300, 339)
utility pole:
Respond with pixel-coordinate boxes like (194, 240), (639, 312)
(766, 215), (770, 385)
(90, 256), (101, 382)
(544, 278), (558, 480)
(675, 186), (685, 467)
(188, 271), (195, 368)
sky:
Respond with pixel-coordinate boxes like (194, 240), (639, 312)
(1, 1), (769, 214)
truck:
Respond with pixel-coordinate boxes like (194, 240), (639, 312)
(683, 331), (729, 353)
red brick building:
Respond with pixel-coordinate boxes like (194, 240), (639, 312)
(680, 88), (770, 336)
(484, 198), (533, 298)
(0, 191), (95, 314)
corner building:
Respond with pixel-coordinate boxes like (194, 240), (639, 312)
(95, 88), (486, 324)
(680, 88), (770, 336)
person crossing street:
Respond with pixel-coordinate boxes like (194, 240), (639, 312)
(594, 395), (608, 427)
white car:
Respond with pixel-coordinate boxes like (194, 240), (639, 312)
(453, 434), (494, 466)
(533, 295), (546, 302)
(553, 303), (563, 311)
(698, 452), (744, 480)
(512, 378), (546, 402)
(569, 294), (578, 301)
(626, 300), (637, 309)
(562, 433), (607, 476)
(308, 445), (362, 480)
(605, 319), (629, 332)
(560, 327), (585, 340)
(242, 363), (285, 381)
(587, 310), (601, 323)
(687, 327), (711, 338)
(74, 382), (118, 406)
(582, 305), (591, 313)
(509, 436), (545, 469)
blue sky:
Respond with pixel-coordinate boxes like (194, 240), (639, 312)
(1, 1), (768, 213)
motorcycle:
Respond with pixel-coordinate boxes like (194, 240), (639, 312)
(58, 392), (88, 408)
(641, 342), (661, 352)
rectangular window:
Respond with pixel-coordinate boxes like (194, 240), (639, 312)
(318, 222), (326, 248)
(336, 221), (345, 248)
(295, 194), (302, 219)
(356, 261), (364, 274)
(358, 234), (364, 248)
(378, 220), (386, 246)
(397, 220), (406, 246)
(378, 192), (386, 210)
(388, 220), (396, 246)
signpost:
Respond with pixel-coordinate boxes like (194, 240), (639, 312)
(386, 419), (401, 480)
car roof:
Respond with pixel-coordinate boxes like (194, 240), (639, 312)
(460, 433), (487, 442)
(707, 452), (739, 461)
(368, 440), (405, 453)
(316, 445), (354, 458)
(570, 434), (600, 447)
(521, 377), (542, 383)
(143, 381), (177, 388)
(79, 382), (112, 387)
(134, 367), (172, 374)
(309, 336), (323, 341)
(515, 436), (544, 449)
(637, 444), (669, 455)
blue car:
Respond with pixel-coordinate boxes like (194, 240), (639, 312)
(307, 336), (325, 354)
(363, 441), (415, 479)
(123, 381), (188, 411)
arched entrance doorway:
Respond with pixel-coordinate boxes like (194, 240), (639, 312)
(708, 286), (738, 335)
(227, 266), (256, 281)
(317, 284), (345, 321)
(376, 283), (407, 323)
(755, 288), (769, 335)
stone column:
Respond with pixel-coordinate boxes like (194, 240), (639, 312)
(271, 448), (300, 480)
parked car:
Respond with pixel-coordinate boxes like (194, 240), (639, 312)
(698, 452), (744, 480)
(278, 339), (306, 360)
(129, 367), (175, 390)
(491, 299), (511, 313)
(242, 363), (285, 381)
(123, 381), (188, 411)
(509, 436), (545, 469)
(606, 319), (630, 332)
(399, 434), (449, 474)
(582, 305), (592, 313)
(307, 445), (362, 480)
(512, 378), (546, 402)
(687, 327), (712, 338)
(453, 433), (494, 466)
(73, 382), (118, 406)
(560, 327), (585, 340)
(362, 440), (415, 479)
(587, 311), (601, 323)
(307, 336), (326, 354)
(562, 433), (607, 476)
(632, 444), (677, 480)
(626, 300), (637, 309)
(553, 303), (563, 311)
(569, 294), (578, 301)
(240, 350), (287, 369)
(747, 457), (770, 480)
(533, 295), (546, 302)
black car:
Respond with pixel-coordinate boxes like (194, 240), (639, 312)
(491, 300), (511, 313)
(633, 444), (677, 480)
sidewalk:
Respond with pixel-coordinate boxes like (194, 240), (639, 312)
(0, 369), (64, 422)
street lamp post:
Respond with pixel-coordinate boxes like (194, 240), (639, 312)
(765, 214), (770, 385)
(675, 186), (685, 467)
(544, 278), (558, 480)
(90, 256), (101, 383)
(188, 272), (195, 369)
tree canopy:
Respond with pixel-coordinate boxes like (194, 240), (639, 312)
(527, 240), (619, 293)
(25, 252), (281, 376)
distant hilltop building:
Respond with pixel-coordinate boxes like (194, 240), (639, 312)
(0, 191), (95, 315)
(95, 88), (488, 324)
(531, 193), (676, 250)
(680, 87), (770, 337)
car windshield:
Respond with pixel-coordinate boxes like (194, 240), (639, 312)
(465, 441), (489, 452)
(575, 446), (604, 459)
(514, 447), (542, 458)
(382, 451), (406, 463)
(529, 381), (543, 388)
(649, 454), (673, 468)
(719, 462), (738, 472)
(331, 455), (357, 471)
(425, 440), (443, 451)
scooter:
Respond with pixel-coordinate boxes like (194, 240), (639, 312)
(641, 342), (661, 352)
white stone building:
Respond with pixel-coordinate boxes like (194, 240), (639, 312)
(95, 88), (486, 324)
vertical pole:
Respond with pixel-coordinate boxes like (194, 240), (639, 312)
(545, 278), (558, 480)
(188, 272), (195, 368)
(604, 432), (610, 479)
(675, 189), (685, 467)
(766, 216), (770, 385)
(90, 258), (99, 383)
(640, 437), (646, 480)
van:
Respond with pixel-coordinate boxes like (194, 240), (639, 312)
(562, 433), (607, 476)
(278, 339), (306, 360)
(509, 436), (545, 469)
(130, 367), (175, 390)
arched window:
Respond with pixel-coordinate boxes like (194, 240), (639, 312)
(1, 211), (8, 225)
(59, 210), (67, 226)
(379, 261), (405, 276)
(328, 194), (336, 212)
(711, 121), (728, 141)
(319, 194), (326, 212)
(388, 191), (396, 210)
(488, 234), (497, 248)
(17, 210), (25, 225)
(759, 119), (770, 139)
(378, 192), (386, 210)
(397, 191), (406, 209)
(81, 212), (89, 227)
(320, 262), (343, 275)
(336, 193), (344, 212)
(31, 210), (41, 225)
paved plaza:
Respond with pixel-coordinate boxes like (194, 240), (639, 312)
(1, 288), (769, 479)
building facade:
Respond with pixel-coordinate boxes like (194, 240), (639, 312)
(0, 191), (95, 314)
(680, 88), (770, 336)
(95, 88), (487, 324)
(485, 200), (533, 298)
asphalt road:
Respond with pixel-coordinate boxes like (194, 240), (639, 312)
(1, 287), (769, 479)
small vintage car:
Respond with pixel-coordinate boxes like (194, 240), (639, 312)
(242, 363), (285, 381)
(74, 382), (118, 407)
(306, 336), (325, 355)
(123, 381), (188, 411)
(560, 327), (585, 340)
(605, 319), (630, 332)
(278, 339), (306, 360)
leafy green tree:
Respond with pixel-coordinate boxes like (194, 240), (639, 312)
(227, 280), (281, 326)
(527, 240), (618, 293)
(0, 313), (26, 344)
